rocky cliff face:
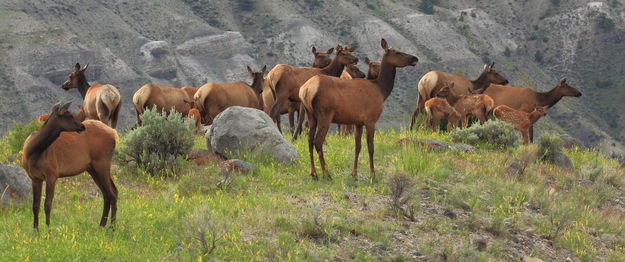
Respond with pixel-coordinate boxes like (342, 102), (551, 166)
(0, 0), (623, 155)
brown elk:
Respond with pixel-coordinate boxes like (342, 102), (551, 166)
(61, 63), (122, 128)
(21, 102), (118, 229)
(336, 64), (367, 136)
(424, 98), (462, 132)
(312, 46), (334, 68)
(299, 39), (418, 179)
(484, 78), (582, 141)
(187, 108), (202, 134)
(132, 84), (199, 125)
(37, 105), (86, 124)
(410, 63), (508, 129)
(493, 105), (547, 145)
(267, 45), (359, 132)
(194, 66), (267, 125)
(436, 82), (495, 127)
(364, 57), (381, 80)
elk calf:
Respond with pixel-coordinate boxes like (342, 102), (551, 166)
(424, 98), (462, 132)
(436, 82), (494, 127)
(493, 105), (547, 145)
(188, 108), (202, 134)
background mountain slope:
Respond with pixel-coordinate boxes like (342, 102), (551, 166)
(0, 0), (623, 156)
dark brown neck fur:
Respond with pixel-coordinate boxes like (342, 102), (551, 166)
(536, 86), (563, 108)
(76, 75), (90, 98)
(320, 56), (346, 77)
(374, 60), (397, 100)
(24, 123), (63, 159)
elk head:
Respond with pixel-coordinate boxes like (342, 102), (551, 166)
(380, 39), (418, 67)
(436, 82), (455, 98)
(480, 62), (509, 85)
(311, 46), (334, 68)
(334, 45), (359, 66)
(364, 57), (381, 79)
(345, 64), (365, 78)
(47, 102), (86, 132)
(247, 65), (267, 95)
(62, 63), (89, 90)
(555, 78), (582, 97)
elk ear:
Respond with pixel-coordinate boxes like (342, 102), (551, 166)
(483, 64), (490, 72)
(560, 78), (567, 84)
(335, 45), (342, 52)
(450, 82), (455, 88)
(326, 47), (334, 54)
(365, 57), (371, 64)
(311, 46), (317, 54)
(81, 63), (89, 72)
(247, 66), (254, 76)
(490, 61), (495, 68)
(348, 46), (358, 52)
(74, 63), (81, 71)
(61, 102), (72, 111)
(261, 65), (267, 74)
(381, 39), (389, 52)
(51, 102), (62, 113)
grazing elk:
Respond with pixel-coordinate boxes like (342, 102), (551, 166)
(21, 102), (118, 229)
(436, 82), (495, 127)
(493, 105), (547, 145)
(132, 84), (199, 125)
(364, 57), (381, 80)
(410, 63), (508, 129)
(484, 78), (582, 141)
(266, 45), (359, 132)
(61, 63), (122, 128)
(299, 39), (418, 179)
(424, 98), (462, 132)
(194, 66), (268, 125)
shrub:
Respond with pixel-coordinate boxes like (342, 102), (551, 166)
(116, 107), (195, 176)
(387, 173), (419, 221)
(537, 133), (563, 160)
(450, 120), (520, 148)
(419, 0), (437, 14)
(181, 205), (228, 256)
(0, 119), (42, 162)
(596, 13), (614, 31)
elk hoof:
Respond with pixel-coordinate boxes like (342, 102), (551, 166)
(310, 174), (319, 180)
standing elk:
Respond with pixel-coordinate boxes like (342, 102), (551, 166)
(299, 39), (418, 179)
(38, 105), (86, 124)
(410, 63), (508, 129)
(21, 102), (118, 229)
(424, 98), (462, 132)
(436, 82), (495, 127)
(493, 105), (547, 145)
(132, 84), (199, 125)
(194, 66), (268, 125)
(266, 45), (359, 133)
(483, 78), (582, 141)
(336, 64), (367, 136)
(364, 57), (381, 80)
(61, 63), (122, 128)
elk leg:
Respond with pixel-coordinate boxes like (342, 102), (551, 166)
(288, 104), (296, 132)
(88, 168), (110, 227)
(352, 125), (363, 176)
(314, 117), (332, 179)
(306, 111), (318, 179)
(410, 108), (419, 130)
(431, 116), (439, 132)
(100, 176), (118, 226)
(111, 103), (121, 129)
(365, 125), (376, 178)
(97, 101), (111, 126)
(32, 179), (43, 230)
(270, 97), (287, 133)
(522, 128), (529, 145)
(135, 109), (142, 126)
(44, 176), (58, 227)
(529, 125), (534, 143)
(293, 103), (306, 141)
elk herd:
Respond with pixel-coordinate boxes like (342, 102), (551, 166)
(21, 38), (582, 229)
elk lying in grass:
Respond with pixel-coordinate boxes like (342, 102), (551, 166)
(436, 82), (495, 127)
(194, 66), (268, 125)
(411, 63), (508, 129)
(483, 78), (582, 141)
(299, 39), (418, 179)
(22, 102), (118, 229)
(132, 84), (199, 125)
(424, 98), (462, 132)
(61, 63), (122, 128)
(493, 105), (547, 145)
(267, 45), (358, 132)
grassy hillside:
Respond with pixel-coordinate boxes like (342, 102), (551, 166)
(1, 123), (624, 261)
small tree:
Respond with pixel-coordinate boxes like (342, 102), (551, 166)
(116, 107), (195, 176)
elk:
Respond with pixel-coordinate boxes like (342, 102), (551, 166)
(483, 78), (582, 141)
(194, 66), (267, 125)
(38, 105), (86, 124)
(266, 45), (359, 132)
(21, 102), (118, 229)
(364, 57), (381, 80)
(493, 105), (547, 145)
(187, 108), (202, 134)
(262, 46), (335, 132)
(336, 64), (367, 136)
(436, 82), (495, 127)
(132, 84), (199, 125)
(410, 63), (508, 129)
(61, 63), (122, 128)
(424, 98), (462, 132)
(299, 39), (418, 179)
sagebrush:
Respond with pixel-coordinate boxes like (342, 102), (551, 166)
(0, 119), (41, 163)
(450, 119), (520, 148)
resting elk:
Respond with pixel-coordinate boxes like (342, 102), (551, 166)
(194, 66), (268, 125)
(262, 46), (334, 132)
(493, 105), (547, 145)
(410, 63), (508, 129)
(436, 82), (495, 127)
(266, 45), (359, 132)
(21, 102), (118, 229)
(299, 39), (418, 179)
(61, 63), (122, 128)
(132, 84), (199, 125)
(483, 78), (582, 141)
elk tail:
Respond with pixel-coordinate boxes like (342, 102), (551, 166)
(193, 85), (209, 117)
(132, 85), (150, 115)
(101, 85), (122, 116)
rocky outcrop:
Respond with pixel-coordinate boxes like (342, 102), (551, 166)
(0, 164), (31, 207)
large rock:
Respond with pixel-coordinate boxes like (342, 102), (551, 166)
(205, 106), (298, 164)
(0, 164), (32, 207)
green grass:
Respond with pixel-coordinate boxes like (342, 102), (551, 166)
(1, 121), (624, 261)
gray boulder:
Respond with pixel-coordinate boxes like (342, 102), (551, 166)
(206, 106), (298, 164)
(0, 164), (32, 207)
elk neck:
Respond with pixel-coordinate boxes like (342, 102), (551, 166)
(529, 111), (543, 124)
(471, 71), (491, 92)
(76, 75), (90, 99)
(536, 85), (563, 108)
(24, 122), (64, 159)
(320, 56), (346, 77)
(375, 60), (397, 100)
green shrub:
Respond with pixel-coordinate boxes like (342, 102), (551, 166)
(116, 107), (195, 176)
(419, 0), (437, 14)
(450, 120), (520, 148)
(0, 119), (42, 163)
(537, 133), (563, 160)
